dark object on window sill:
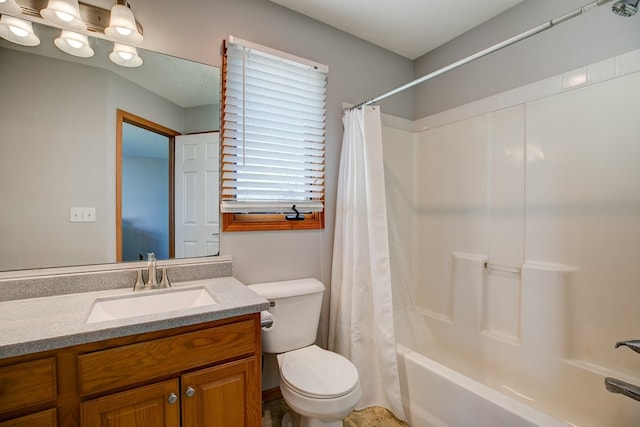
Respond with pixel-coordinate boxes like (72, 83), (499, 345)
(286, 205), (305, 221)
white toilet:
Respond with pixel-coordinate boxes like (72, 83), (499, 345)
(248, 278), (361, 427)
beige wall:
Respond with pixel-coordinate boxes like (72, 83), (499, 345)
(96, 0), (416, 344)
(412, 0), (640, 118)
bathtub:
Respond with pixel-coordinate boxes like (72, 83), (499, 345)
(391, 255), (640, 427)
(396, 344), (569, 427)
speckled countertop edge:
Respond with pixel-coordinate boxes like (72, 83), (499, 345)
(0, 276), (269, 359)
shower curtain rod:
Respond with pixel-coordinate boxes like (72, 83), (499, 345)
(349, 0), (614, 110)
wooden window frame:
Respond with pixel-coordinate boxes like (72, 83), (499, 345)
(222, 211), (324, 232)
(116, 109), (180, 259)
(221, 39), (326, 232)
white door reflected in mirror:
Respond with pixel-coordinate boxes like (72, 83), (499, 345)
(175, 132), (220, 258)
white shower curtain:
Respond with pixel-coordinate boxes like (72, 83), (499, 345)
(329, 105), (406, 421)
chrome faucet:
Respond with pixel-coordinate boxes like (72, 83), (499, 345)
(133, 252), (157, 291)
(605, 377), (640, 402)
(605, 339), (640, 402)
(133, 253), (171, 291)
(145, 252), (157, 288)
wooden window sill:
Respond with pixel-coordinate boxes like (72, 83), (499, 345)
(222, 212), (324, 232)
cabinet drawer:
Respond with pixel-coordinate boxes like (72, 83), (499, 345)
(78, 319), (256, 396)
(0, 358), (56, 414)
(0, 409), (57, 427)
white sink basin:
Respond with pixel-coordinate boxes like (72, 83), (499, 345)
(86, 287), (216, 323)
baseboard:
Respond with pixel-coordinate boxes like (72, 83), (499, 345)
(262, 386), (282, 402)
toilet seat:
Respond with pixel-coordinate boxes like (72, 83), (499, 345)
(278, 345), (359, 399)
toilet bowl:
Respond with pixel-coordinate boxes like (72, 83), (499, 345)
(278, 345), (361, 426)
(247, 279), (361, 427)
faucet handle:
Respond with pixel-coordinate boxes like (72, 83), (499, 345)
(159, 267), (171, 288)
(133, 269), (145, 291)
(615, 340), (640, 354)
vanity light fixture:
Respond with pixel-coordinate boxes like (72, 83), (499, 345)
(40, 0), (87, 32)
(2, 0), (145, 66)
(54, 30), (94, 57)
(0, 15), (40, 46)
(105, 0), (143, 45)
(0, 0), (22, 16)
(109, 42), (142, 67)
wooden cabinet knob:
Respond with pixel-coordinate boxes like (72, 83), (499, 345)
(185, 386), (195, 398)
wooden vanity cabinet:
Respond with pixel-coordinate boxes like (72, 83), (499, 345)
(79, 357), (259, 427)
(0, 313), (261, 427)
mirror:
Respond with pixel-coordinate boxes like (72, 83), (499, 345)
(0, 21), (220, 272)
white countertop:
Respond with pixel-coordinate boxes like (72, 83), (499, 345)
(0, 276), (269, 359)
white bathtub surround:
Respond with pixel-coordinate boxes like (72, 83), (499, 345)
(330, 106), (406, 421)
(382, 49), (640, 426)
(414, 48), (640, 132)
(397, 345), (568, 427)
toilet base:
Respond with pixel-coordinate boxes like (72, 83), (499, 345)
(299, 414), (342, 427)
(281, 410), (342, 427)
(281, 411), (297, 427)
(280, 383), (359, 427)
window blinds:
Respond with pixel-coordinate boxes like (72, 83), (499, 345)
(221, 37), (328, 214)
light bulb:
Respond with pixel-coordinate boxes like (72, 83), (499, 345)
(9, 24), (28, 38)
(66, 38), (83, 49)
(54, 10), (74, 22)
(115, 26), (132, 36)
(105, 3), (142, 44)
(54, 30), (93, 57)
(118, 51), (133, 60)
(109, 43), (142, 67)
(0, 16), (40, 46)
(41, 0), (86, 31)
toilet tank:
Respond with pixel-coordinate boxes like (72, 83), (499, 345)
(248, 278), (325, 354)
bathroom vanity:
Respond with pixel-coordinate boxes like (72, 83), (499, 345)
(0, 272), (268, 427)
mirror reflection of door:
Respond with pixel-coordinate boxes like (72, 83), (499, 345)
(175, 132), (220, 258)
(116, 110), (179, 262)
(122, 124), (169, 261)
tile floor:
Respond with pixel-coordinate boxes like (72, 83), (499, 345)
(262, 398), (410, 427)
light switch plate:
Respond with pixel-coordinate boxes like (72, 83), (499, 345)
(70, 207), (96, 222)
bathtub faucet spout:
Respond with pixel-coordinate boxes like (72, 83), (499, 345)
(615, 340), (640, 354)
(605, 377), (640, 402)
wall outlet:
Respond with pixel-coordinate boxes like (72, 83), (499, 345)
(70, 207), (96, 222)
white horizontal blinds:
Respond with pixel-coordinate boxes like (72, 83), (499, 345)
(222, 38), (327, 214)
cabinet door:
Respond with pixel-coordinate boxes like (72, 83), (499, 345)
(0, 409), (56, 427)
(81, 379), (180, 427)
(182, 356), (260, 427)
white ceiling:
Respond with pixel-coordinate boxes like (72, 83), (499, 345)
(270, 0), (525, 60)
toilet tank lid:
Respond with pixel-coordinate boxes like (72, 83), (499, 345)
(247, 278), (324, 299)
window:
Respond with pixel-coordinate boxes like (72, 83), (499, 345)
(221, 36), (328, 231)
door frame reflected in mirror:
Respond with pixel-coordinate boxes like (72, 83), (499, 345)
(116, 109), (180, 261)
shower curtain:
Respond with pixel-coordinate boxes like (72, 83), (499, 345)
(329, 106), (405, 421)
